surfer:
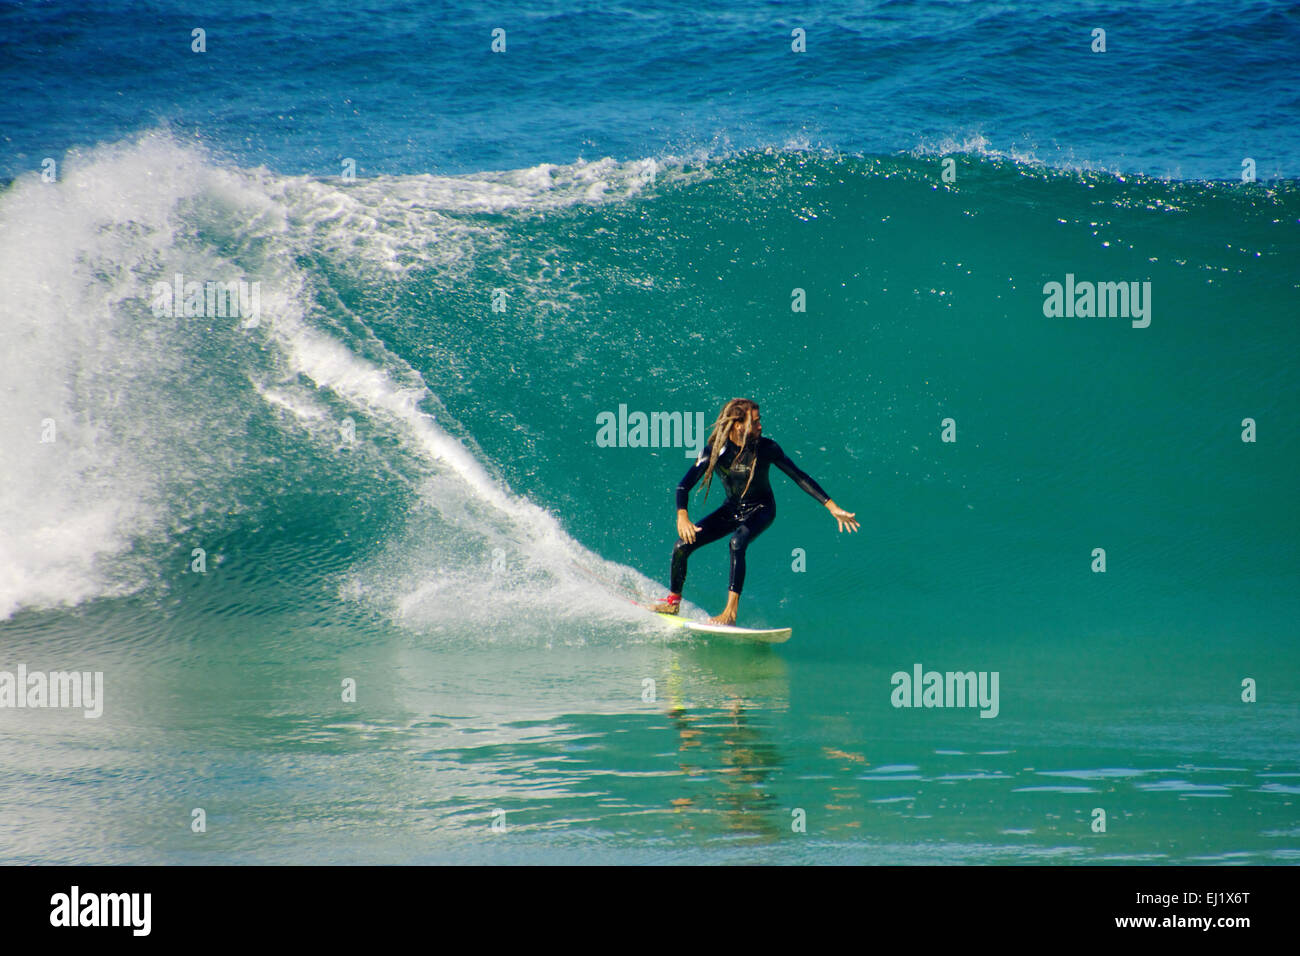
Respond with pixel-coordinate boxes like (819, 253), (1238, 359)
(652, 398), (858, 625)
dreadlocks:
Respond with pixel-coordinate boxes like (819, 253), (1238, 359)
(698, 398), (760, 503)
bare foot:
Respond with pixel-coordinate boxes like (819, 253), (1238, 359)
(709, 591), (740, 625)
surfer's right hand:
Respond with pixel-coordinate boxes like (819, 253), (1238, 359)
(677, 510), (701, 544)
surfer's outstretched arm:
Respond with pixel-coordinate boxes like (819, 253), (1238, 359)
(767, 440), (860, 533)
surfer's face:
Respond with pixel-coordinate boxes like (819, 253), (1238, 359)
(731, 407), (760, 442)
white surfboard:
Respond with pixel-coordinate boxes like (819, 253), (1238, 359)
(651, 609), (792, 644)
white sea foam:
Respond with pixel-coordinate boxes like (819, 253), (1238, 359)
(0, 130), (672, 626)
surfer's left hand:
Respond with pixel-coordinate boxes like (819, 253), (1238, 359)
(825, 501), (859, 533)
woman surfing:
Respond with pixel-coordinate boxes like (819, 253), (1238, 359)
(652, 398), (859, 625)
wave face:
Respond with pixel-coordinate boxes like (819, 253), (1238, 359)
(2, 135), (1298, 641)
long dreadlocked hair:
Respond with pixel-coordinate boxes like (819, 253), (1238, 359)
(698, 398), (761, 503)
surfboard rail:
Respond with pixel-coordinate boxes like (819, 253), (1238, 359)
(650, 609), (792, 643)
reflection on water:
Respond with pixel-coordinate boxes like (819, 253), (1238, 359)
(666, 695), (784, 841)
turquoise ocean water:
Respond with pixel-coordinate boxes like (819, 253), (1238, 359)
(0, 1), (1297, 864)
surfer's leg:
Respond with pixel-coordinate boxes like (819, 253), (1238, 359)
(727, 504), (775, 595)
(668, 504), (739, 596)
(710, 504), (776, 623)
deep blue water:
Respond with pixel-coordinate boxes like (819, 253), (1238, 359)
(3, 0), (1299, 181)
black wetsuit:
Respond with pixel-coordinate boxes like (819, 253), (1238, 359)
(670, 436), (831, 596)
